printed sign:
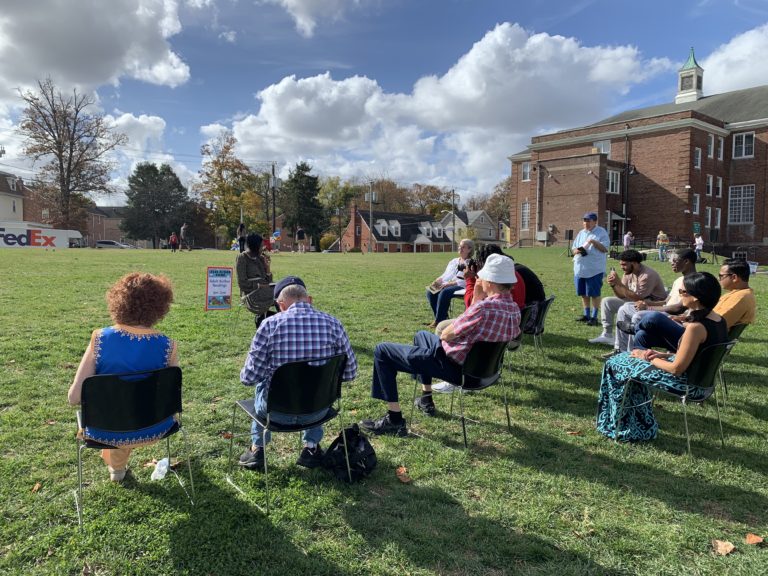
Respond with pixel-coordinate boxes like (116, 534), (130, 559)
(206, 267), (233, 311)
(692, 222), (701, 234)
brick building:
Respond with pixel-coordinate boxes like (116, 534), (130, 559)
(341, 204), (453, 253)
(508, 49), (768, 263)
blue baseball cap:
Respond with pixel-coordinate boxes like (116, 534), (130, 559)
(583, 212), (598, 221)
(273, 275), (306, 299)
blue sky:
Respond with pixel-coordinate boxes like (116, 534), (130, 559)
(1, 0), (768, 204)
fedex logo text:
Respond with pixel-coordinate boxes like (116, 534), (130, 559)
(0, 228), (57, 247)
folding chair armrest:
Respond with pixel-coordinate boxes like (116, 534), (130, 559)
(76, 410), (83, 430)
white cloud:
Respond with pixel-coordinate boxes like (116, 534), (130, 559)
(222, 23), (673, 194)
(702, 23), (768, 94)
(219, 30), (237, 43)
(261, 0), (363, 38)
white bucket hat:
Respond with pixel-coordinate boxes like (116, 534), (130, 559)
(477, 253), (517, 284)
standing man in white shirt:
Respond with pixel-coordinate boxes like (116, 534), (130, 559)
(572, 212), (610, 326)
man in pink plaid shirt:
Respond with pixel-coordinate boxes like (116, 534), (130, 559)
(360, 254), (520, 437)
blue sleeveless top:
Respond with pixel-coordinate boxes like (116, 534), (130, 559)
(84, 325), (177, 447)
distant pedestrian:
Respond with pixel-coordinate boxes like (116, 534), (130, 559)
(656, 230), (669, 262)
(169, 232), (179, 253)
(623, 231), (633, 250)
(180, 223), (191, 251)
(237, 223), (247, 253)
(295, 226), (307, 253)
(694, 233), (704, 262)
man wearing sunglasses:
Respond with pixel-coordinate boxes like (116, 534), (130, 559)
(632, 258), (756, 351)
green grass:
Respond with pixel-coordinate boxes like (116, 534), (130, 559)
(0, 247), (766, 575)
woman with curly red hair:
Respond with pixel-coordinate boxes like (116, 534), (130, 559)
(68, 272), (178, 481)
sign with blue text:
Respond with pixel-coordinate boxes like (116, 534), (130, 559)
(205, 267), (233, 311)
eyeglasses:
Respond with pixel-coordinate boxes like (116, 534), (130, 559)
(718, 273), (734, 279)
(678, 289), (689, 296)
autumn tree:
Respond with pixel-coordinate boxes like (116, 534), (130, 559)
(195, 131), (263, 238)
(318, 176), (357, 240)
(122, 163), (189, 248)
(486, 177), (513, 225)
(410, 184), (452, 217)
(279, 162), (326, 243)
(17, 78), (127, 229)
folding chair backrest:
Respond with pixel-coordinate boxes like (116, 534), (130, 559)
(533, 295), (555, 336)
(727, 323), (748, 340)
(267, 354), (346, 415)
(81, 367), (182, 431)
(685, 340), (736, 391)
(462, 341), (507, 388)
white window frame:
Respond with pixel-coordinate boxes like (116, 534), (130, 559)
(728, 184), (755, 224)
(487, 228), (493, 238)
(714, 207), (721, 229)
(521, 162), (531, 182)
(12, 200), (16, 213)
(355, 225), (360, 237)
(733, 132), (755, 159)
(716, 176), (722, 198)
(606, 170), (620, 194)
(692, 193), (700, 215)
(593, 139), (611, 159)
(705, 206), (711, 228)
(434, 226), (442, 238)
(693, 147), (702, 169)
(42, 208), (49, 220)
(718, 137), (724, 160)
(391, 224), (400, 237)
(706, 174), (713, 196)
(707, 134), (714, 158)
(521, 201), (530, 231)
(424, 226), (432, 238)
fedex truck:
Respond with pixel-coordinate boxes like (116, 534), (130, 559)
(0, 224), (82, 249)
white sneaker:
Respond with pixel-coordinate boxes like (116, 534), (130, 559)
(431, 381), (457, 394)
(588, 333), (615, 346)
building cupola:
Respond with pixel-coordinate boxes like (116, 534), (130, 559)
(675, 47), (703, 104)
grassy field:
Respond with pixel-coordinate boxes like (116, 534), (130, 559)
(0, 246), (766, 575)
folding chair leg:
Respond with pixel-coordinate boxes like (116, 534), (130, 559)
(409, 379), (419, 427)
(502, 380), (512, 433)
(614, 380), (633, 442)
(75, 443), (86, 529)
(459, 390), (468, 449)
(263, 416), (271, 515)
(713, 387), (725, 449)
(682, 397), (691, 456)
(337, 401), (353, 483)
(166, 429), (195, 505)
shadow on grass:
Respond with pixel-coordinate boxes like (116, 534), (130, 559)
(342, 483), (623, 576)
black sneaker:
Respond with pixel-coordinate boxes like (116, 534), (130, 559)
(616, 320), (636, 335)
(296, 445), (324, 469)
(587, 318), (599, 326)
(414, 396), (436, 417)
(238, 447), (265, 471)
(576, 316), (589, 323)
(359, 414), (408, 437)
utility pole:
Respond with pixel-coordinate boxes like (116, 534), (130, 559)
(271, 162), (277, 235)
(368, 180), (374, 254)
(0, 144), (5, 158)
(451, 188), (457, 252)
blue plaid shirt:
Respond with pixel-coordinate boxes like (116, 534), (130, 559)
(240, 301), (357, 389)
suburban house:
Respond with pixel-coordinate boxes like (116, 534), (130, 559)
(438, 210), (499, 246)
(0, 170), (25, 223)
(498, 221), (512, 246)
(508, 48), (768, 262)
(342, 204), (453, 253)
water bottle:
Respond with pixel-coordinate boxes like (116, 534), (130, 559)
(151, 457), (169, 481)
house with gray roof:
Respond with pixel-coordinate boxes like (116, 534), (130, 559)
(438, 209), (499, 246)
(508, 48), (768, 263)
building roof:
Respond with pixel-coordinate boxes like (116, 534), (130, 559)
(0, 171), (24, 197)
(589, 84), (768, 128)
(680, 47), (701, 71)
(89, 206), (128, 218)
(359, 209), (451, 244)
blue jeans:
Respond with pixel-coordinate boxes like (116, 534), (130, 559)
(250, 382), (327, 447)
(372, 331), (462, 402)
(633, 311), (684, 351)
(426, 284), (463, 323)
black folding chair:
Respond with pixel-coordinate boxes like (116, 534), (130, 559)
(718, 324), (747, 407)
(74, 366), (194, 528)
(529, 295), (555, 353)
(410, 341), (509, 449)
(226, 354), (351, 514)
(614, 341), (735, 455)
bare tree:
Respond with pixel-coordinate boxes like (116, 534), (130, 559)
(17, 78), (127, 229)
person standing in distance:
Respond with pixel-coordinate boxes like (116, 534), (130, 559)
(572, 212), (610, 326)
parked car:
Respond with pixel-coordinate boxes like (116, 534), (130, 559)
(95, 240), (134, 249)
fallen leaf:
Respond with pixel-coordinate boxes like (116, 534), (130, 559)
(712, 539), (736, 556)
(220, 431), (233, 439)
(745, 533), (764, 545)
(8, 360), (15, 364)
(566, 431), (583, 436)
(143, 459), (158, 468)
(211, 396), (223, 403)
(170, 459), (182, 469)
(395, 466), (412, 484)
(31, 482), (41, 493)
(45, 419), (56, 425)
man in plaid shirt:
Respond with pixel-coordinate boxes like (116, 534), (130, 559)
(361, 254), (520, 437)
(239, 276), (357, 470)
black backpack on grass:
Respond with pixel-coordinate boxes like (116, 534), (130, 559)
(322, 423), (377, 483)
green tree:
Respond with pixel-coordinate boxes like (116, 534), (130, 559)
(122, 163), (189, 248)
(410, 184), (452, 217)
(195, 132), (262, 238)
(17, 77), (128, 229)
(280, 162), (327, 244)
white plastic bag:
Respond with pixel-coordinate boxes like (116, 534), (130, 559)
(151, 457), (169, 481)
